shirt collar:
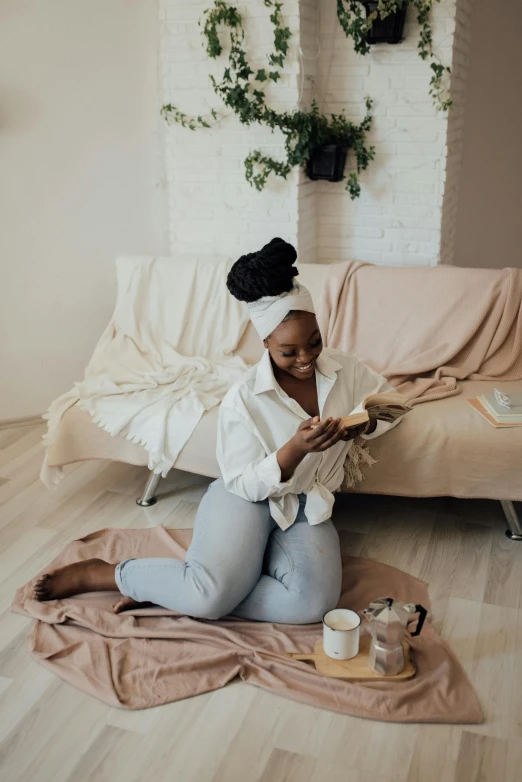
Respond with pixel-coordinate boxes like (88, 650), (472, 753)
(253, 348), (342, 396)
(253, 349), (279, 395)
(316, 350), (343, 379)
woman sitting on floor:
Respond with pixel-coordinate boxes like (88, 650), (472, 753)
(34, 238), (399, 623)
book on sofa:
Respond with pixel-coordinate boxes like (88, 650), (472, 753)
(468, 389), (522, 428)
(481, 389), (522, 422)
(339, 392), (412, 428)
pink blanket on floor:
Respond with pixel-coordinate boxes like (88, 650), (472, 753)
(12, 526), (482, 723)
(316, 262), (522, 403)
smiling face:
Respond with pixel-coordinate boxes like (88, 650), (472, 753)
(264, 311), (323, 381)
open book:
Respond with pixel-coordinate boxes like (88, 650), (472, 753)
(339, 392), (412, 428)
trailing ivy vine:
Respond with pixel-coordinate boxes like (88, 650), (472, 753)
(162, 0), (375, 198)
(337, 0), (452, 111)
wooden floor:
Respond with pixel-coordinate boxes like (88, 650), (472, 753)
(1, 422), (522, 782)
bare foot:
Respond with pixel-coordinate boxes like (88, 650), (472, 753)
(113, 596), (154, 614)
(33, 558), (117, 601)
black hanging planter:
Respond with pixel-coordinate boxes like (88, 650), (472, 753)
(363, 1), (407, 45)
(306, 145), (348, 182)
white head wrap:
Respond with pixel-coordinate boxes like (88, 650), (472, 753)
(246, 281), (315, 340)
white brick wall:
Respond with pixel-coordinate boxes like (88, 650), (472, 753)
(159, 0), (301, 262)
(440, 0), (475, 265)
(296, 0), (320, 264)
(312, 0), (458, 266)
(160, 0), (471, 267)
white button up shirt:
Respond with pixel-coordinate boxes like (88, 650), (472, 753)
(216, 347), (399, 530)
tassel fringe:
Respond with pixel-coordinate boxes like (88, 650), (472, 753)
(342, 436), (377, 490)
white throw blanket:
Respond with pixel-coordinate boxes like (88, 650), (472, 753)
(41, 256), (250, 488)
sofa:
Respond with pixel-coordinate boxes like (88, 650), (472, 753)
(46, 262), (522, 540)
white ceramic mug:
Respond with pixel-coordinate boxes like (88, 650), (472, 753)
(323, 608), (361, 660)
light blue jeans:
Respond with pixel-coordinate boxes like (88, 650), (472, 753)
(115, 478), (342, 624)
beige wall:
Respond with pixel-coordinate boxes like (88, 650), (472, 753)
(0, 0), (167, 419)
(454, 0), (522, 268)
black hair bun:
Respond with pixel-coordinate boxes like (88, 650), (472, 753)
(227, 237), (298, 303)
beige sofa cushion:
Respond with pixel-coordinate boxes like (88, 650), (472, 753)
(351, 379), (522, 500)
(48, 379), (522, 501)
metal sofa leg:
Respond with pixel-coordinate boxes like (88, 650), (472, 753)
(136, 471), (162, 507)
(500, 500), (522, 541)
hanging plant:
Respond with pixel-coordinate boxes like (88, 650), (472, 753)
(364, 1), (408, 45)
(244, 97), (374, 197)
(161, 0), (375, 198)
(336, 0), (452, 111)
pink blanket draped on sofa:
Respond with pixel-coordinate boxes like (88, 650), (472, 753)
(316, 262), (522, 404)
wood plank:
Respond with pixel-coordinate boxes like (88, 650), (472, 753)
(0, 675), (11, 697)
(0, 416), (44, 431)
(39, 488), (143, 536)
(120, 685), (256, 782)
(64, 725), (144, 782)
(310, 763), (361, 782)
(0, 659), (54, 745)
(449, 523), (494, 604)
(505, 735), (522, 782)
(441, 597), (482, 680)
(0, 528), (55, 587)
(104, 702), (167, 736)
(211, 690), (286, 782)
(471, 603), (519, 737)
(356, 722), (419, 781)
(418, 511), (461, 632)
(338, 529), (367, 557)
(0, 611), (32, 655)
(316, 714), (375, 774)
(406, 725), (461, 782)
(35, 472), (140, 533)
(273, 699), (334, 758)
(454, 730), (507, 782)
(0, 426), (38, 450)
(258, 749), (317, 782)
(161, 499), (199, 529)
(0, 436), (46, 479)
(119, 696), (209, 782)
(358, 507), (435, 578)
(0, 457), (107, 532)
(510, 610), (522, 738)
(153, 684), (258, 782)
(0, 451), (44, 511)
(0, 680), (108, 782)
(0, 425), (46, 471)
(0, 623), (33, 679)
(483, 531), (522, 609)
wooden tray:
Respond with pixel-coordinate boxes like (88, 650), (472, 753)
(286, 635), (415, 681)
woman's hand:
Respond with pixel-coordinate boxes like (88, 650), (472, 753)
(277, 417), (342, 481)
(292, 416), (343, 454)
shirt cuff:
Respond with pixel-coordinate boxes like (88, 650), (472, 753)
(256, 451), (293, 495)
